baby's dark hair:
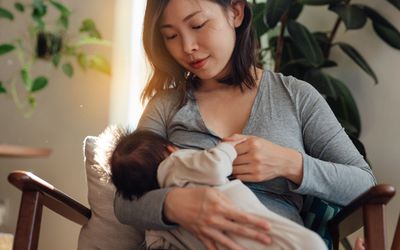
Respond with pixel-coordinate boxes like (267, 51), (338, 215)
(110, 130), (172, 200)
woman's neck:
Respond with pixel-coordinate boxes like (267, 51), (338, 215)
(196, 67), (263, 93)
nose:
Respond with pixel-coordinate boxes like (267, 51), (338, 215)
(181, 35), (198, 54)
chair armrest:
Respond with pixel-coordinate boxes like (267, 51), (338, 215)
(328, 184), (396, 242)
(8, 170), (91, 225)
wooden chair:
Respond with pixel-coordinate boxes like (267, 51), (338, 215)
(392, 214), (400, 250)
(7, 170), (396, 250)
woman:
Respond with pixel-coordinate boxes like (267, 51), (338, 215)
(114, 0), (376, 249)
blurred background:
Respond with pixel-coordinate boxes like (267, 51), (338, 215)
(0, 0), (398, 249)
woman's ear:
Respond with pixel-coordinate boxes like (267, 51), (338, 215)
(231, 1), (245, 28)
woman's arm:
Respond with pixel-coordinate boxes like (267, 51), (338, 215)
(224, 79), (376, 206)
(162, 187), (272, 250)
(291, 80), (376, 205)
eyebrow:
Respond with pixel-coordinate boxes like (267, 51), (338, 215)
(160, 10), (202, 29)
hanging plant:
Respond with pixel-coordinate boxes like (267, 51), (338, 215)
(0, 0), (111, 117)
(250, 0), (400, 158)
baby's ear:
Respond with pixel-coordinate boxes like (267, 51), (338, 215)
(166, 145), (178, 154)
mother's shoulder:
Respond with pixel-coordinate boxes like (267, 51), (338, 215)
(263, 70), (318, 95)
(147, 88), (181, 107)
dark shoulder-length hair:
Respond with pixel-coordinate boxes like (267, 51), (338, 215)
(141, 0), (259, 104)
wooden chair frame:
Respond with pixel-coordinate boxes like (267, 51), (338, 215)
(7, 170), (397, 250)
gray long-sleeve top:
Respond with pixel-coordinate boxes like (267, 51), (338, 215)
(114, 70), (376, 228)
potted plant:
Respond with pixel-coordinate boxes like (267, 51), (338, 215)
(0, 0), (111, 117)
(250, 0), (400, 157)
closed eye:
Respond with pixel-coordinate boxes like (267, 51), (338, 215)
(193, 21), (208, 30)
(165, 34), (177, 40)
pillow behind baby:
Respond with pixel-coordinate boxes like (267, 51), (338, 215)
(78, 126), (144, 249)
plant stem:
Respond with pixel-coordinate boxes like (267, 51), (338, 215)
(9, 78), (24, 110)
(274, 11), (289, 72)
(324, 0), (351, 58)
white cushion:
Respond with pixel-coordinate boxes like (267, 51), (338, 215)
(78, 127), (144, 249)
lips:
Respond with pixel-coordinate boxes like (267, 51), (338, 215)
(189, 56), (209, 69)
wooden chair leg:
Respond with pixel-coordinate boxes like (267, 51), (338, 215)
(363, 204), (386, 250)
(13, 191), (43, 250)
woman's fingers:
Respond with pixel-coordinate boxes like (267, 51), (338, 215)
(234, 141), (250, 156)
(232, 164), (251, 175)
(232, 153), (252, 165)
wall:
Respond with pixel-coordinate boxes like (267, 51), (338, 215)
(0, 0), (114, 249)
(298, 1), (400, 247)
(1, 0), (399, 249)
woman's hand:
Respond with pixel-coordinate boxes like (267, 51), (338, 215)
(223, 134), (304, 184)
(163, 187), (272, 250)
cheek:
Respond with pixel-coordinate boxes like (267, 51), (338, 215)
(164, 41), (182, 61)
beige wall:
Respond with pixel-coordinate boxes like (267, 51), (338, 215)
(298, 1), (400, 247)
(1, 0), (399, 249)
(0, 0), (114, 249)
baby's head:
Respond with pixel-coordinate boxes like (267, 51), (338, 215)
(110, 130), (174, 200)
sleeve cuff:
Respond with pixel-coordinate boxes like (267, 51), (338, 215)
(290, 152), (311, 194)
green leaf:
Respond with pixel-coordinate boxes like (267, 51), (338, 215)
(304, 69), (338, 99)
(32, 0), (47, 18)
(326, 78), (361, 137)
(329, 4), (367, 30)
(0, 7), (14, 20)
(287, 20), (324, 67)
(33, 16), (45, 31)
(313, 32), (330, 45)
(336, 42), (378, 84)
(79, 19), (102, 39)
(49, 0), (70, 29)
(373, 22), (400, 49)
(298, 0), (342, 5)
(288, 3), (304, 20)
(320, 59), (338, 68)
(0, 44), (15, 55)
(20, 69), (32, 90)
(0, 81), (6, 93)
(31, 76), (48, 92)
(77, 54), (111, 75)
(62, 63), (74, 77)
(387, 0), (400, 10)
(252, 3), (269, 38)
(264, 0), (292, 29)
(28, 95), (36, 108)
(358, 5), (400, 49)
(49, 0), (71, 16)
(52, 53), (61, 67)
(14, 3), (25, 12)
(59, 15), (69, 29)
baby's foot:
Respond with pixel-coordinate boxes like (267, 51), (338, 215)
(354, 237), (365, 250)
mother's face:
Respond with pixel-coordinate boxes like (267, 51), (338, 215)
(159, 0), (243, 81)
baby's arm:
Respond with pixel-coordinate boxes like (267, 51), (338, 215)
(158, 142), (237, 187)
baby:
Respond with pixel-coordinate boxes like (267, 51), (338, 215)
(110, 130), (327, 250)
